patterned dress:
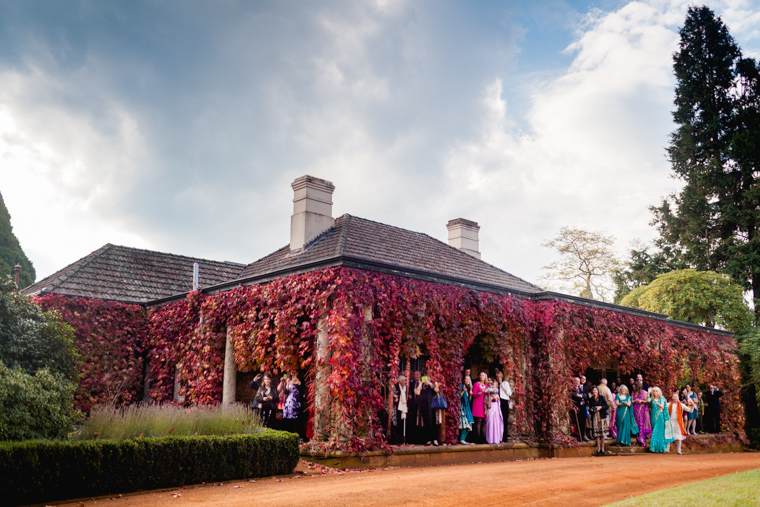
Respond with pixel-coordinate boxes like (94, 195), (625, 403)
(649, 396), (674, 453)
(459, 385), (474, 431)
(632, 389), (652, 446)
(283, 383), (301, 420)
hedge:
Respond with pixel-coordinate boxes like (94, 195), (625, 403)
(0, 430), (299, 505)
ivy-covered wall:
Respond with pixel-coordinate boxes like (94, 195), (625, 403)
(35, 295), (148, 413)
(146, 266), (744, 450)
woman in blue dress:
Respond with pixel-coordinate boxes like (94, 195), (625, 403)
(615, 385), (638, 446)
(459, 374), (474, 444)
(648, 386), (674, 453)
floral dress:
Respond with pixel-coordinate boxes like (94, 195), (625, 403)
(283, 383), (301, 420)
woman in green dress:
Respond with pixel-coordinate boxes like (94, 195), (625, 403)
(615, 385), (638, 446)
(648, 386), (674, 453)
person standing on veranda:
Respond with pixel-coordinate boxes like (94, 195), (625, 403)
(471, 372), (489, 444)
(648, 387), (674, 453)
(615, 385), (638, 446)
(668, 390), (694, 454)
(495, 370), (512, 442)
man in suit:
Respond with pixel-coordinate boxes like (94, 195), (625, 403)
(704, 384), (724, 433)
(407, 370), (422, 443)
(571, 376), (589, 442)
(636, 373), (650, 391)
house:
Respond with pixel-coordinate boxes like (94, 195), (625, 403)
(23, 175), (741, 445)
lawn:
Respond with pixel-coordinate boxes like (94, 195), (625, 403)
(605, 467), (760, 507)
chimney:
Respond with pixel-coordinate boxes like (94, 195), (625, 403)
(290, 175), (335, 250)
(447, 218), (481, 259)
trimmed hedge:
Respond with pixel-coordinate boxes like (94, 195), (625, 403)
(0, 430), (299, 505)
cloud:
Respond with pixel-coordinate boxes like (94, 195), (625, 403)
(1, 0), (759, 289)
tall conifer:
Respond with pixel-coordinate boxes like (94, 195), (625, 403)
(0, 191), (36, 289)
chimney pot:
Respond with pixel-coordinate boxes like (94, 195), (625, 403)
(290, 175), (335, 250)
(447, 218), (481, 259)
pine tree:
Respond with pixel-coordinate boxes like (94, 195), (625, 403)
(651, 6), (760, 317)
(0, 191), (36, 289)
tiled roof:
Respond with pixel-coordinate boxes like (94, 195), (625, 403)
(238, 214), (542, 294)
(21, 244), (245, 304)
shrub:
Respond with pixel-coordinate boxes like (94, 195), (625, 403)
(0, 362), (80, 440)
(0, 431), (299, 505)
(74, 403), (262, 440)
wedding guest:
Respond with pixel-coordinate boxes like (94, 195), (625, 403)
(471, 372), (489, 444)
(615, 385), (637, 446)
(253, 374), (279, 428)
(588, 386), (609, 455)
(485, 379), (504, 444)
(696, 390), (705, 433)
(598, 379), (615, 427)
(632, 381), (652, 447)
(391, 375), (409, 444)
(407, 371), (422, 443)
(571, 376), (588, 442)
(636, 373), (650, 391)
(704, 385), (724, 433)
(668, 390), (694, 454)
(415, 373), (436, 445)
(495, 370), (512, 442)
(459, 374), (474, 445)
(683, 385), (698, 435)
(282, 372), (302, 437)
(648, 387), (674, 453)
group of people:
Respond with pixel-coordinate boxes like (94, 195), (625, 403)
(572, 373), (724, 455)
(458, 369), (512, 445)
(249, 371), (306, 440)
(390, 370), (447, 445)
(389, 368), (513, 446)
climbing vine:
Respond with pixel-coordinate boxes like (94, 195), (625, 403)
(35, 295), (147, 413)
(146, 266), (745, 450)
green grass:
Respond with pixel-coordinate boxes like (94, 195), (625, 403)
(605, 467), (760, 507)
(72, 403), (263, 440)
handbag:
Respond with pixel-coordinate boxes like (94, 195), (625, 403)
(431, 393), (448, 410)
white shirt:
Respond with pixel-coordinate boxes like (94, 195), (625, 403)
(499, 380), (512, 400)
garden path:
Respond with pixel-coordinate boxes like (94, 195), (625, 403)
(62, 452), (760, 507)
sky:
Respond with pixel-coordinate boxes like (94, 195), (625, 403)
(1, 0), (760, 291)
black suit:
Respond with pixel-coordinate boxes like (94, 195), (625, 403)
(571, 385), (588, 441)
(704, 388), (723, 433)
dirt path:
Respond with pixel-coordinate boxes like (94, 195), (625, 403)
(61, 453), (760, 507)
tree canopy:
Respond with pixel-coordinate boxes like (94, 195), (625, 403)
(541, 226), (621, 302)
(0, 191), (35, 290)
(620, 269), (753, 334)
(651, 6), (760, 317)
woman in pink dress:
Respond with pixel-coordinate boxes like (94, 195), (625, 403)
(485, 379), (504, 444)
(471, 372), (488, 443)
(632, 381), (652, 447)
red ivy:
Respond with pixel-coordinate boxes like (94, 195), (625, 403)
(145, 267), (745, 450)
(35, 294), (147, 413)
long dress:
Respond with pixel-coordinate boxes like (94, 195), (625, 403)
(649, 396), (674, 453)
(485, 394), (504, 444)
(459, 386), (474, 432)
(283, 383), (301, 420)
(615, 394), (638, 446)
(588, 395), (609, 438)
(632, 389), (652, 446)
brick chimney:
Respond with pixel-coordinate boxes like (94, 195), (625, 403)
(290, 175), (336, 251)
(447, 218), (481, 259)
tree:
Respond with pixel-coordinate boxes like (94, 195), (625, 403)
(651, 6), (760, 318)
(620, 269), (753, 333)
(541, 226), (621, 302)
(613, 239), (686, 303)
(0, 276), (80, 439)
(0, 191), (35, 290)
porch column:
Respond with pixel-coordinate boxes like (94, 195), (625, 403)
(222, 327), (237, 405)
(313, 316), (332, 440)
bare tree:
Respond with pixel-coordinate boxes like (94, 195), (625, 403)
(541, 226), (621, 302)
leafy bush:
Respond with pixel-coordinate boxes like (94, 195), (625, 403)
(0, 431), (299, 505)
(0, 277), (79, 382)
(0, 362), (80, 440)
(75, 404), (262, 440)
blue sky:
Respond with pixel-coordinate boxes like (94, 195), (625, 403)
(1, 0), (759, 296)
